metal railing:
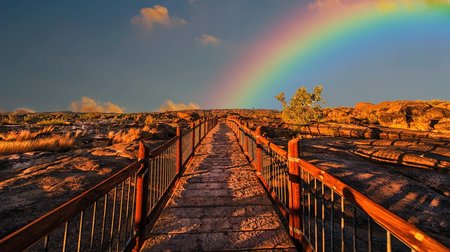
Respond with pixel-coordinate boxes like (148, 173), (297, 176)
(0, 117), (218, 252)
(226, 118), (449, 252)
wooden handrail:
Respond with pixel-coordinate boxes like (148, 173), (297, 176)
(0, 161), (140, 252)
(295, 158), (449, 252)
(227, 118), (287, 158)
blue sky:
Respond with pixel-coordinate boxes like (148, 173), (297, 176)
(1, 0), (449, 112)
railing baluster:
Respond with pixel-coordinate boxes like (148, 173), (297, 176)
(77, 210), (84, 252)
(321, 183), (325, 252)
(353, 206), (357, 252)
(368, 217), (372, 252)
(117, 182), (125, 251)
(90, 201), (97, 251)
(331, 190), (335, 251)
(314, 178), (318, 250)
(124, 177), (131, 244)
(100, 194), (108, 250)
(341, 197), (345, 252)
(307, 173), (311, 243)
(43, 235), (49, 252)
(301, 169), (305, 234)
(387, 231), (392, 252)
(109, 187), (117, 251)
(62, 221), (69, 252)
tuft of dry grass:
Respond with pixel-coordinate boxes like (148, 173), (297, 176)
(0, 126), (55, 141)
(0, 132), (77, 155)
(108, 126), (153, 143)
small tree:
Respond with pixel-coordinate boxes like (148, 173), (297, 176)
(276, 85), (325, 124)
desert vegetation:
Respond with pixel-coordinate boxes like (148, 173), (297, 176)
(0, 133), (77, 155)
(275, 85), (325, 124)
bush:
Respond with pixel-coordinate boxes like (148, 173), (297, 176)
(276, 85), (325, 124)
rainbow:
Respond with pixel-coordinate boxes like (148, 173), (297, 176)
(206, 0), (450, 108)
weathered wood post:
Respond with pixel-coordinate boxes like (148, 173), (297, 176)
(288, 138), (301, 240)
(134, 142), (150, 251)
(255, 126), (263, 175)
(176, 127), (182, 175)
(191, 122), (195, 155)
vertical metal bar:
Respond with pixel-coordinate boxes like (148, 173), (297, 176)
(90, 201), (97, 251)
(62, 221), (69, 252)
(314, 178), (318, 250)
(301, 169), (305, 233)
(368, 217), (372, 252)
(331, 190), (335, 251)
(256, 127), (262, 175)
(321, 183), (325, 252)
(353, 206), (357, 252)
(387, 231), (392, 252)
(109, 187), (117, 251)
(176, 127), (182, 175)
(341, 197), (345, 252)
(150, 159), (155, 208)
(43, 235), (49, 252)
(307, 173), (311, 242)
(124, 177), (131, 243)
(116, 182), (125, 251)
(130, 174), (137, 239)
(77, 210), (84, 252)
(100, 194), (108, 250)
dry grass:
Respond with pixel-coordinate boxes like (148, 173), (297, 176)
(108, 126), (153, 143)
(0, 126), (55, 141)
(0, 132), (77, 155)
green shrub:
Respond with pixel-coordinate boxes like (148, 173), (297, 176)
(276, 85), (325, 124)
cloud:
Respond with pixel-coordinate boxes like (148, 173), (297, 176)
(197, 33), (221, 46)
(159, 100), (200, 112)
(130, 5), (187, 31)
(14, 107), (35, 113)
(70, 97), (125, 113)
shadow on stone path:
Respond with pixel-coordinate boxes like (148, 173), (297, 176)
(141, 123), (297, 251)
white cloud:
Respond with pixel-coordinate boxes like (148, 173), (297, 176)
(197, 33), (221, 46)
(70, 97), (125, 113)
(130, 5), (187, 31)
(159, 100), (200, 112)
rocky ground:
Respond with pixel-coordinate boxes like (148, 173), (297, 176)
(1, 101), (449, 248)
(0, 111), (203, 238)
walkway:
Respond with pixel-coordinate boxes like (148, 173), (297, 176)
(141, 123), (297, 251)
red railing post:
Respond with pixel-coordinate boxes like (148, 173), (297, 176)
(199, 119), (203, 140)
(243, 128), (248, 156)
(256, 126), (263, 175)
(288, 138), (301, 240)
(176, 127), (182, 175)
(134, 142), (150, 251)
(191, 122), (195, 155)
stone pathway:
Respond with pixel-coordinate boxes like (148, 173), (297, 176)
(141, 123), (297, 251)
